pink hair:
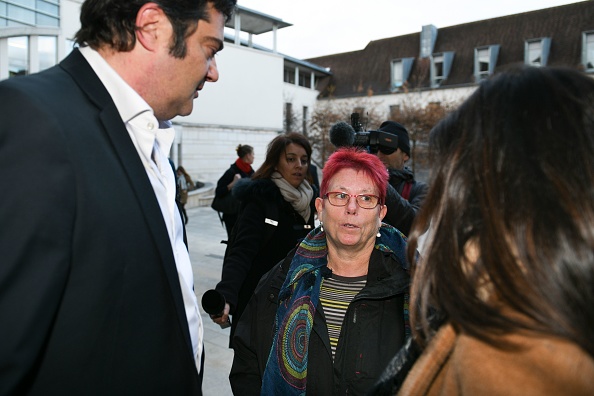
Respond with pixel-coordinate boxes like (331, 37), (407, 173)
(321, 147), (389, 203)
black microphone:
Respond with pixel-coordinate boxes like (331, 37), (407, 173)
(201, 289), (231, 329)
(329, 121), (356, 147)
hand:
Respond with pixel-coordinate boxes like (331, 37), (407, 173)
(210, 302), (231, 329)
(228, 174), (242, 191)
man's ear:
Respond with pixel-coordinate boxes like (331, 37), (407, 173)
(135, 3), (166, 51)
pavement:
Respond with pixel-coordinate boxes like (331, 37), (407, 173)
(186, 206), (236, 396)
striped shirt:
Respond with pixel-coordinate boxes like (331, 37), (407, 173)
(319, 274), (367, 360)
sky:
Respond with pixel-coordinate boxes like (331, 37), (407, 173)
(230, 0), (585, 59)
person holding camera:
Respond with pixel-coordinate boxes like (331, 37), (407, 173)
(373, 121), (427, 236)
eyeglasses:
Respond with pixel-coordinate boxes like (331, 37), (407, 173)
(324, 191), (381, 209)
(370, 146), (397, 155)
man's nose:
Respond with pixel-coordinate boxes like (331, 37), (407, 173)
(206, 57), (219, 82)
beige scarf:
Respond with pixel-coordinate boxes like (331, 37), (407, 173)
(271, 171), (313, 222)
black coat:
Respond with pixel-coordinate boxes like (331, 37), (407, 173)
(214, 163), (254, 210)
(215, 178), (315, 340)
(383, 167), (428, 236)
(229, 248), (410, 395)
(0, 49), (201, 394)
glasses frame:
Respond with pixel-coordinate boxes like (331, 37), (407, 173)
(324, 191), (382, 209)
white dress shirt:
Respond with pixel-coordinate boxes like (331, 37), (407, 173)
(79, 46), (203, 373)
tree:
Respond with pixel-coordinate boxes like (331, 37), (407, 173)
(390, 100), (455, 178)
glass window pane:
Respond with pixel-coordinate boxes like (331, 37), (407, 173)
(528, 41), (542, 66)
(12, 0), (35, 8)
(8, 36), (28, 77)
(36, 13), (57, 26)
(36, 0), (59, 17)
(38, 35), (57, 70)
(587, 33), (594, 70)
(8, 4), (35, 24)
(392, 60), (403, 86)
(477, 48), (489, 76)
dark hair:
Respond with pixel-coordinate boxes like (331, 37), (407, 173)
(321, 147), (389, 203)
(236, 144), (253, 159)
(253, 133), (312, 181)
(176, 165), (193, 184)
(74, 0), (236, 58)
(408, 66), (594, 357)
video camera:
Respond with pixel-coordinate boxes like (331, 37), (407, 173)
(329, 113), (399, 153)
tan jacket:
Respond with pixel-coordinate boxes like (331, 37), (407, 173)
(399, 323), (594, 395)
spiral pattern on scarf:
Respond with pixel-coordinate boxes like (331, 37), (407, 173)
(275, 296), (315, 390)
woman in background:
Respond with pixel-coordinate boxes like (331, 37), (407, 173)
(393, 66), (594, 395)
(176, 165), (194, 224)
(214, 144), (255, 239)
(211, 133), (316, 344)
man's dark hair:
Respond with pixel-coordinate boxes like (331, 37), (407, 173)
(74, 0), (236, 58)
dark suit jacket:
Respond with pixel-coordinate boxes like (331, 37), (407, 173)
(0, 49), (201, 395)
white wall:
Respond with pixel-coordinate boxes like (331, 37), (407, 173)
(60, 0), (82, 58)
(316, 86), (477, 123)
(174, 43), (284, 130)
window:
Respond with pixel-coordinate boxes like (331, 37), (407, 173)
(283, 67), (295, 84)
(298, 71), (311, 88)
(38, 35), (57, 70)
(583, 31), (594, 72)
(525, 38), (551, 67)
(302, 106), (308, 135)
(8, 36), (28, 77)
(474, 45), (500, 82)
(389, 105), (401, 119)
(390, 57), (414, 90)
(0, 0), (59, 27)
(430, 51), (454, 88)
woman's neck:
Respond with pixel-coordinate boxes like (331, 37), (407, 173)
(326, 242), (374, 277)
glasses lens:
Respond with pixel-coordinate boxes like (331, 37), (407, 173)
(356, 194), (379, 209)
(327, 192), (347, 206)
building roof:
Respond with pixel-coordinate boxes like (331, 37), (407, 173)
(225, 5), (292, 35)
(307, 1), (594, 98)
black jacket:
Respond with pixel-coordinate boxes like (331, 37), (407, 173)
(215, 178), (315, 340)
(383, 167), (428, 236)
(214, 162), (254, 215)
(0, 49), (201, 394)
(229, 248), (410, 395)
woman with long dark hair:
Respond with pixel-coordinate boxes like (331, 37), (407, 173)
(211, 133), (316, 344)
(393, 66), (594, 395)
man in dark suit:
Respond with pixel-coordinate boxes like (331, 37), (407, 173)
(0, 0), (235, 394)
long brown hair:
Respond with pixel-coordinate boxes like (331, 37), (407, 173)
(252, 132), (312, 183)
(408, 66), (594, 357)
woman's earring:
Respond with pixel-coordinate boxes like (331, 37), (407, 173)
(377, 228), (381, 237)
(320, 222), (324, 232)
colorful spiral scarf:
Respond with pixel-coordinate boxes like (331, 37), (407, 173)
(260, 223), (408, 395)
